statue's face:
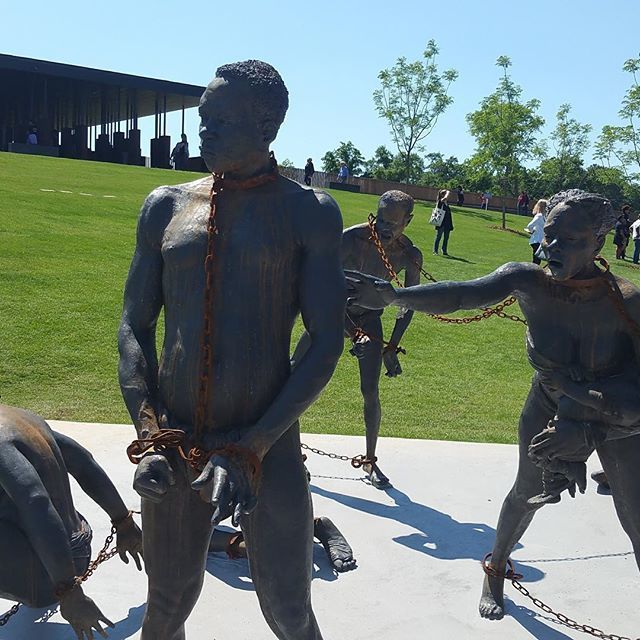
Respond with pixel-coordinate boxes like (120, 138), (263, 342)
(541, 203), (602, 280)
(198, 77), (266, 174)
(375, 204), (412, 243)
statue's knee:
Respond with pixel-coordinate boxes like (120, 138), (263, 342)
(360, 386), (379, 404)
(270, 601), (313, 637)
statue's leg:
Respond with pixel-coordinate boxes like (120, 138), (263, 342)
(242, 424), (323, 640)
(357, 316), (389, 489)
(141, 461), (214, 640)
(0, 520), (57, 607)
(479, 381), (553, 620)
(596, 434), (640, 570)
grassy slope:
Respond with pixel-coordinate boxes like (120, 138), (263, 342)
(2, 152), (639, 443)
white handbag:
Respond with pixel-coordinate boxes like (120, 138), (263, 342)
(429, 206), (446, 226)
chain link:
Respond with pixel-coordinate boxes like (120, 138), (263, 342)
(482, 553), (638, 640)
(0, 604), (20, 626)
(300, 443), (377, 468)
(366, 213), (527, 326)
(510, 579), (638, 640)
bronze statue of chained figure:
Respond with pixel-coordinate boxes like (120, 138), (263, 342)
(346, 189), (640, 621)
(119, 60), (346, 640)
(293, 190), (423, 488)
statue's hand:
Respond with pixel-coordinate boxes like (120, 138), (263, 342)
(345, 270), (396, 309)
(59, 586), (114, 639)
(528, 419), (593, 462)
(383, 346), (402, 377)
(115, 513), (143, 571)
(133, 454), (175, 503)
(191, 452), (258, 527)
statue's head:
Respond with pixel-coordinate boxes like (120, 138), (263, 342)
(375, 190), (414, 243)
(541, 189), (616, 281)
(199, 60), (289, 174)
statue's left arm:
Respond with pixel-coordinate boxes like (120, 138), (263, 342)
(241, 192), (346, 458)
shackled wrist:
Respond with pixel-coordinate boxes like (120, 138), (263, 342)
(111, 509), (135, 530)
(54, 577), (81, 600)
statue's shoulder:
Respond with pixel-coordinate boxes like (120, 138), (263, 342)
(615, 275), (640, 315)
(343, 223), (369, 241)
(495, 261), (545, 290)
(397, 234), (422, 260)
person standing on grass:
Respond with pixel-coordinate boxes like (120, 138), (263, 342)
(433, 189), (453, 256)
(170, 133), (190, 170)
(304, 158), (315, 186)
(456, 185), (465, 206)
(631, 215), (640, 264)
(524, 199), (548, 265)
(613, 213), (629, 259)
(621, 205), (632, 259)
(517, 191), (526, 215)
(337, 161), (349, 183)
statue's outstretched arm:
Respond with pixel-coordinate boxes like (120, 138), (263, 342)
(347, 262), (533, 315)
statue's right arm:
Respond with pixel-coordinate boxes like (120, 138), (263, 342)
(390, 262), (534, 314)
(0, 446), (77, 586)
(118, 188), (172, 438)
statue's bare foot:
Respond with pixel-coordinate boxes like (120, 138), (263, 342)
(314, 516), (356, 572)
(363, 462), (391, 489)
(479, 574), (505, 620)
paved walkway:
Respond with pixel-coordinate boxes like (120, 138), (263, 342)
(0, 422), (637, 640)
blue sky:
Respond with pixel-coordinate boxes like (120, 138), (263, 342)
(3, 0), (638, 168)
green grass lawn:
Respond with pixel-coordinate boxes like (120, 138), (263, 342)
(2, 151), (639, 443)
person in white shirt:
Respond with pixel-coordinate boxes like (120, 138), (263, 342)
(631, 214), (640, 264)
(524, 198), (548, 264)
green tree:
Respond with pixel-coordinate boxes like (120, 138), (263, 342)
(420, 152), (465, 187)
(321, 140), (365, 176)
(466, 56), (545, 201)
(595, 55), (640, 181)
(373, 40), (458, 183)
(363, 145), (395, 178)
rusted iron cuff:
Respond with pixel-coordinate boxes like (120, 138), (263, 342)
(126, 429), (187, 464)
(350, 454), (378, 469)
(481, 553), (523, 580)
(54, 577), (81, 599)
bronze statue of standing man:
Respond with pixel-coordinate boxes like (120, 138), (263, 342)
(119, 60), (345, 640)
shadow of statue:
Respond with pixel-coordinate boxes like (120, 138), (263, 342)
(0, 603), (145, 640)
(508, 604), (579, 640)
(205, 529), (342, 592)
(311, 483), (544, 583)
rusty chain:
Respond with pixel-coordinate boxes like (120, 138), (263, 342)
(2, 512), (139, 627)
(482, 554), (638, 640)
(367, 213), (527, 326)
(300, 443), (377, 468)
(510, 580), (638, 640)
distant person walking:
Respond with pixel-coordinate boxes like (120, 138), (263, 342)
(170, 133), (190, 170)
(304, 157), (315, 186)
(481, 191), (491, 210)
(523, 191), (530, 215)
(517, 191), (526, 215)
(614, 212), (630, 259)
(631, 215), (640, 264)
(621, 204), (632, 259)
(337, 161), (349, 183)
(433, 189), (453, 256)
(524, 198), (548, 265)
(456, 185), (465, 206)
(26, 128), (38, 145)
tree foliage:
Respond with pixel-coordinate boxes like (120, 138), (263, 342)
(595, 55), (640, 181)
(373, 40), (458, 183)
(321, 141), (365, 176)
(466, 56), (544, 196)
(363, 146), (424, 183)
